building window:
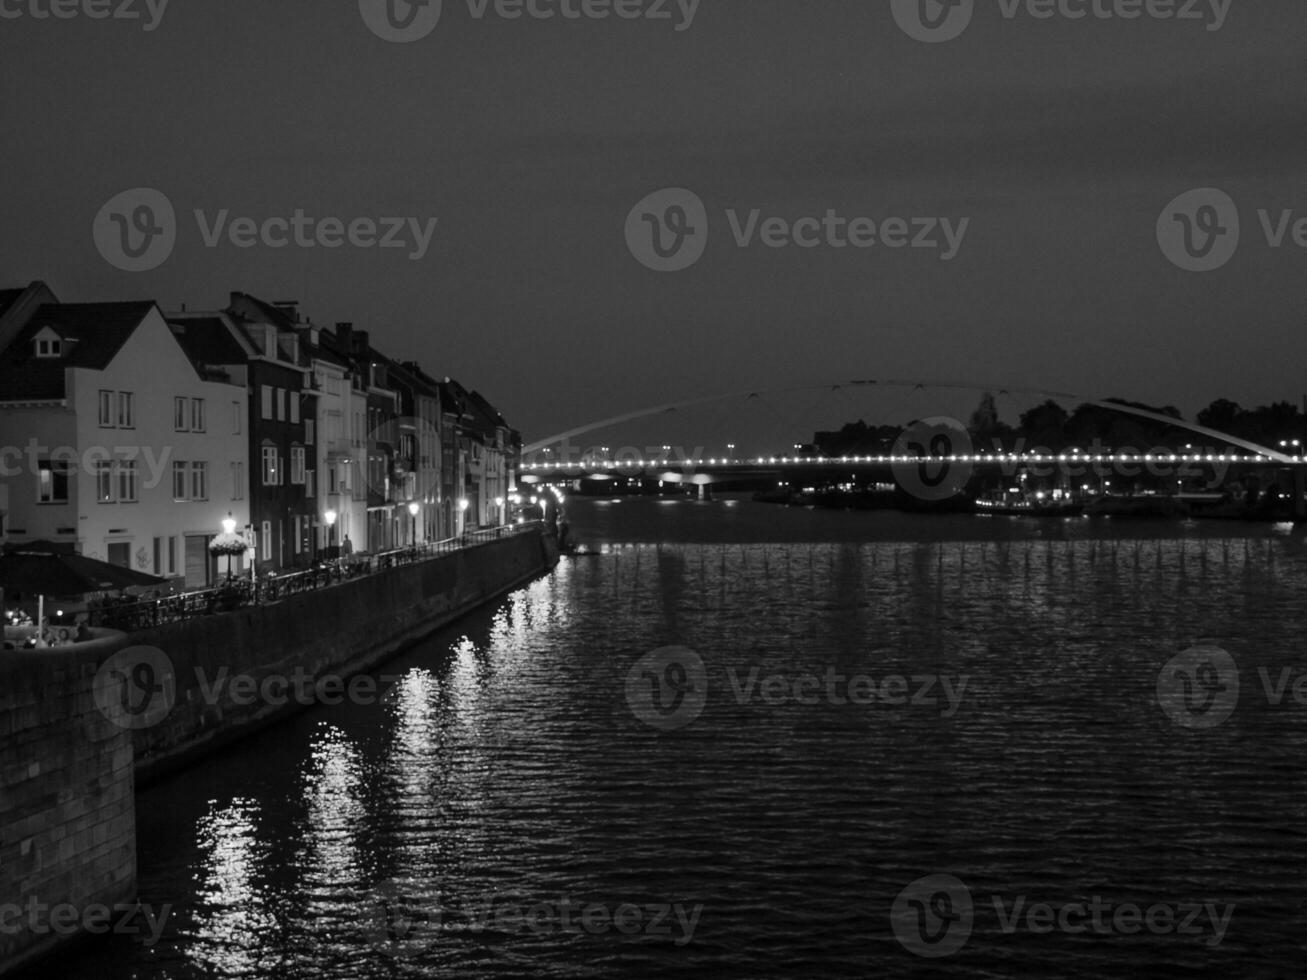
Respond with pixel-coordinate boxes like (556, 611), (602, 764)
(37, 459), (70, 504)
(261, 521), (272, 561)
(172, 461), (188, 501)
(261, 446), (279, 486)
(190, 462), (208, 501)
(291, 446), (306, 485)
(305, 419), (315, 446)
(290, 396), (300, 425)
(168, 536), (177, 574)
(328, 464), (338, 494)
(276, 388), (286, 422)
(153, 537), (163, 575)
(117, 392), (134, 429)
(231, 461), (245, 500)
(261, 385), (273, 420)
(99, 390), (114, 427)
(35, 337), (61, 358)
(292, 515), (303, 555)
(175, 396), (189, 431)
(191, 398), (206, 432)
(117, 460), (138, 503)
(305, 469), (315, 499)
(233, 401), (242, 434)
(96, 460), (114, 503)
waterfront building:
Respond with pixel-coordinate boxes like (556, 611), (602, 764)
(174, 294), (317, 574)
(0, 287), (249, 588)
(384, 358), (444, 545)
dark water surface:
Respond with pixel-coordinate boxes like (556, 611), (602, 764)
(69, 497), (1307, 978)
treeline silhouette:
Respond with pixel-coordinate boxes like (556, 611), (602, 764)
(810, 394), (1306, 456)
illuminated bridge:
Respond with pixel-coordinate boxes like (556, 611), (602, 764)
(515, 379), (1307, 511)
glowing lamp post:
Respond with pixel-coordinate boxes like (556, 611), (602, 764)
(210, 513), (247, 584)
(324, 509), (338, 556)
(408, 501), (420, 545)
(458, 497), (469, 535)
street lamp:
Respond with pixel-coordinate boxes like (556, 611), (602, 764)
(408, 501), (419, 545)
(458, 497), (469, 535)
(325, 509), (337, 555)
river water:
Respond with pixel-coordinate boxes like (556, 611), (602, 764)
(68, 496), (1307, 978)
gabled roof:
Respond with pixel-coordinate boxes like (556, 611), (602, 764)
(0, 289), (24, 320)
(166, 315), (252, 379)
(0, 302), (157, 401)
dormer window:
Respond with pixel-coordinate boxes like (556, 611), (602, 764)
(34, 327), (62, 358)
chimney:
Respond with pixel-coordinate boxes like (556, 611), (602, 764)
(273, 300), (299, 323)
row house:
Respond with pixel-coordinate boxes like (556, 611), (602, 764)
(384, 358), (444, 544)
(0, 282), (249, 588)
(2, 281), (523, 582)
(171, 294), (318, 575)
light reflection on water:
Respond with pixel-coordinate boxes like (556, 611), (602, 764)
(67, 497), (1307, 978)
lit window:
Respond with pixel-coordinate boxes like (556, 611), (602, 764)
(37, 459), (70, 504)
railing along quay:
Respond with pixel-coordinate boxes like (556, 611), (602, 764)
(89, 522), (543, 632)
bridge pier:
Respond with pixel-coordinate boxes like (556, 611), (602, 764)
(697, 483), (712, 501)
(1295, 468), (1307, 521)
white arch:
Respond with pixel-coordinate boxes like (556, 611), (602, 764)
(523, 379), (1293, 463)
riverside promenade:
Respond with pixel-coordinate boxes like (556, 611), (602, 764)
(0, 522), (559, 977)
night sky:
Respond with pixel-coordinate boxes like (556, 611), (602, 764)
(2, 0), (1305, 450)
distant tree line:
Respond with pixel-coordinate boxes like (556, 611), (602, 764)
(810, 394), (1307, 456)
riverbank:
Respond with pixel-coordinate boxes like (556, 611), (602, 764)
(0, 523), (558, 977)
